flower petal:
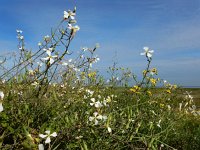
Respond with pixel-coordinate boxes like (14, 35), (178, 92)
(102, 115), (108, 121)
(94, 119), (98, 125)
(70, 16), (75, 20)
(50, 132), (57, 137)
(93, 112), (98, 117)
(97, 115), (103, 120)
(107, 127), (112, 133)
(51, 55), (57, 58)
(147, 53), (152, 58)
(45, 130), (50, 134)
(149, 50), (154, 53)
(89, 116), (94, 121)
(45, 137), (51, 144)
(49, 58), (55, 64)
(42, 57), (49, 61)
(91, 98), (95, 102)
(143, 47), (149, 51)
(0, 91), (4, 99)
(46, 50), (51, 56)
(90, 103), (94, 106)
(39, 134), (47, 138)
(0, 103), (3, 112)
(38, 144), (44, 150)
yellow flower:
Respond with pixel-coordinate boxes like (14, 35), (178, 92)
(143, 70), (148, 76)
(150, 78), (157, 86)
(166, 89), (171, 94)
(147, 90), (152, 96)
(173, 84), (177, 89)
(150, 68), (158, 75)
(130, 85), (141, 94)
(160, 103), (165, 108)
(88, 72), (96, 78)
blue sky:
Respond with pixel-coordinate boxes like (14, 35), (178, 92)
(0, 0), (200, 86)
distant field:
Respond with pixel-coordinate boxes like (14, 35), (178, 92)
(113, 87), (200, 105)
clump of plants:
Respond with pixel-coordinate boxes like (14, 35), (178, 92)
(0, 6), (200, 150)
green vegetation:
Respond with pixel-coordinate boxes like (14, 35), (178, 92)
(0, 7), (200, 150)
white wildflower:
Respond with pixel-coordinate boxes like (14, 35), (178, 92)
(68, 24), (80, 37)
(107, 127), (112, 133)
(89, 112), (107, 125)
(90, 98), (103, 108)
(39, 130), (57, 144)
(44, 35), (50, 42)
(179, 103), (182, 111)
(86, 89), (94, 96)
(42, 50), (57, 64)
(0, 91), (4, 112)
(140, 47), (154, 58)
(64, 10), (76, 20)
(16, 29), (23, 34)
(17, 35), (24, 40)
(89, 112), (102, 125)
(82, 47), (89, 51)
(38, 42), (42, 46)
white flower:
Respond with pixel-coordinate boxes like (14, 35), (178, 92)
(68, 24), (80, 31)
(107, 127), (112, 133)
(82, 47), (89, 51)
(189, 105), (199, 116)
(0, 91), (4, 112)
(86, 89), (94, 96)
(16, 30), (23, 33)
(179, 103), (182, 111)
(38, 42), (42, 46)
(0, 91), (4, 99)
(89, 112), (103, 125)
(68, 24), (80, 36)
(64, 10), (76, 20)
(42, 50), (57, 64)
(90, 98), (103, 108)
(38, 144), (44, 150)
(43, 48), (53, 52)
(0, 103), (3, 112)
(140, 47), (154, 58)
(17, 35), (24, 40)
(39, 130), (57, 144)
(44, 35), (50, 42)
(94, 56), (100, 63)
(102, 115), (107, 121)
